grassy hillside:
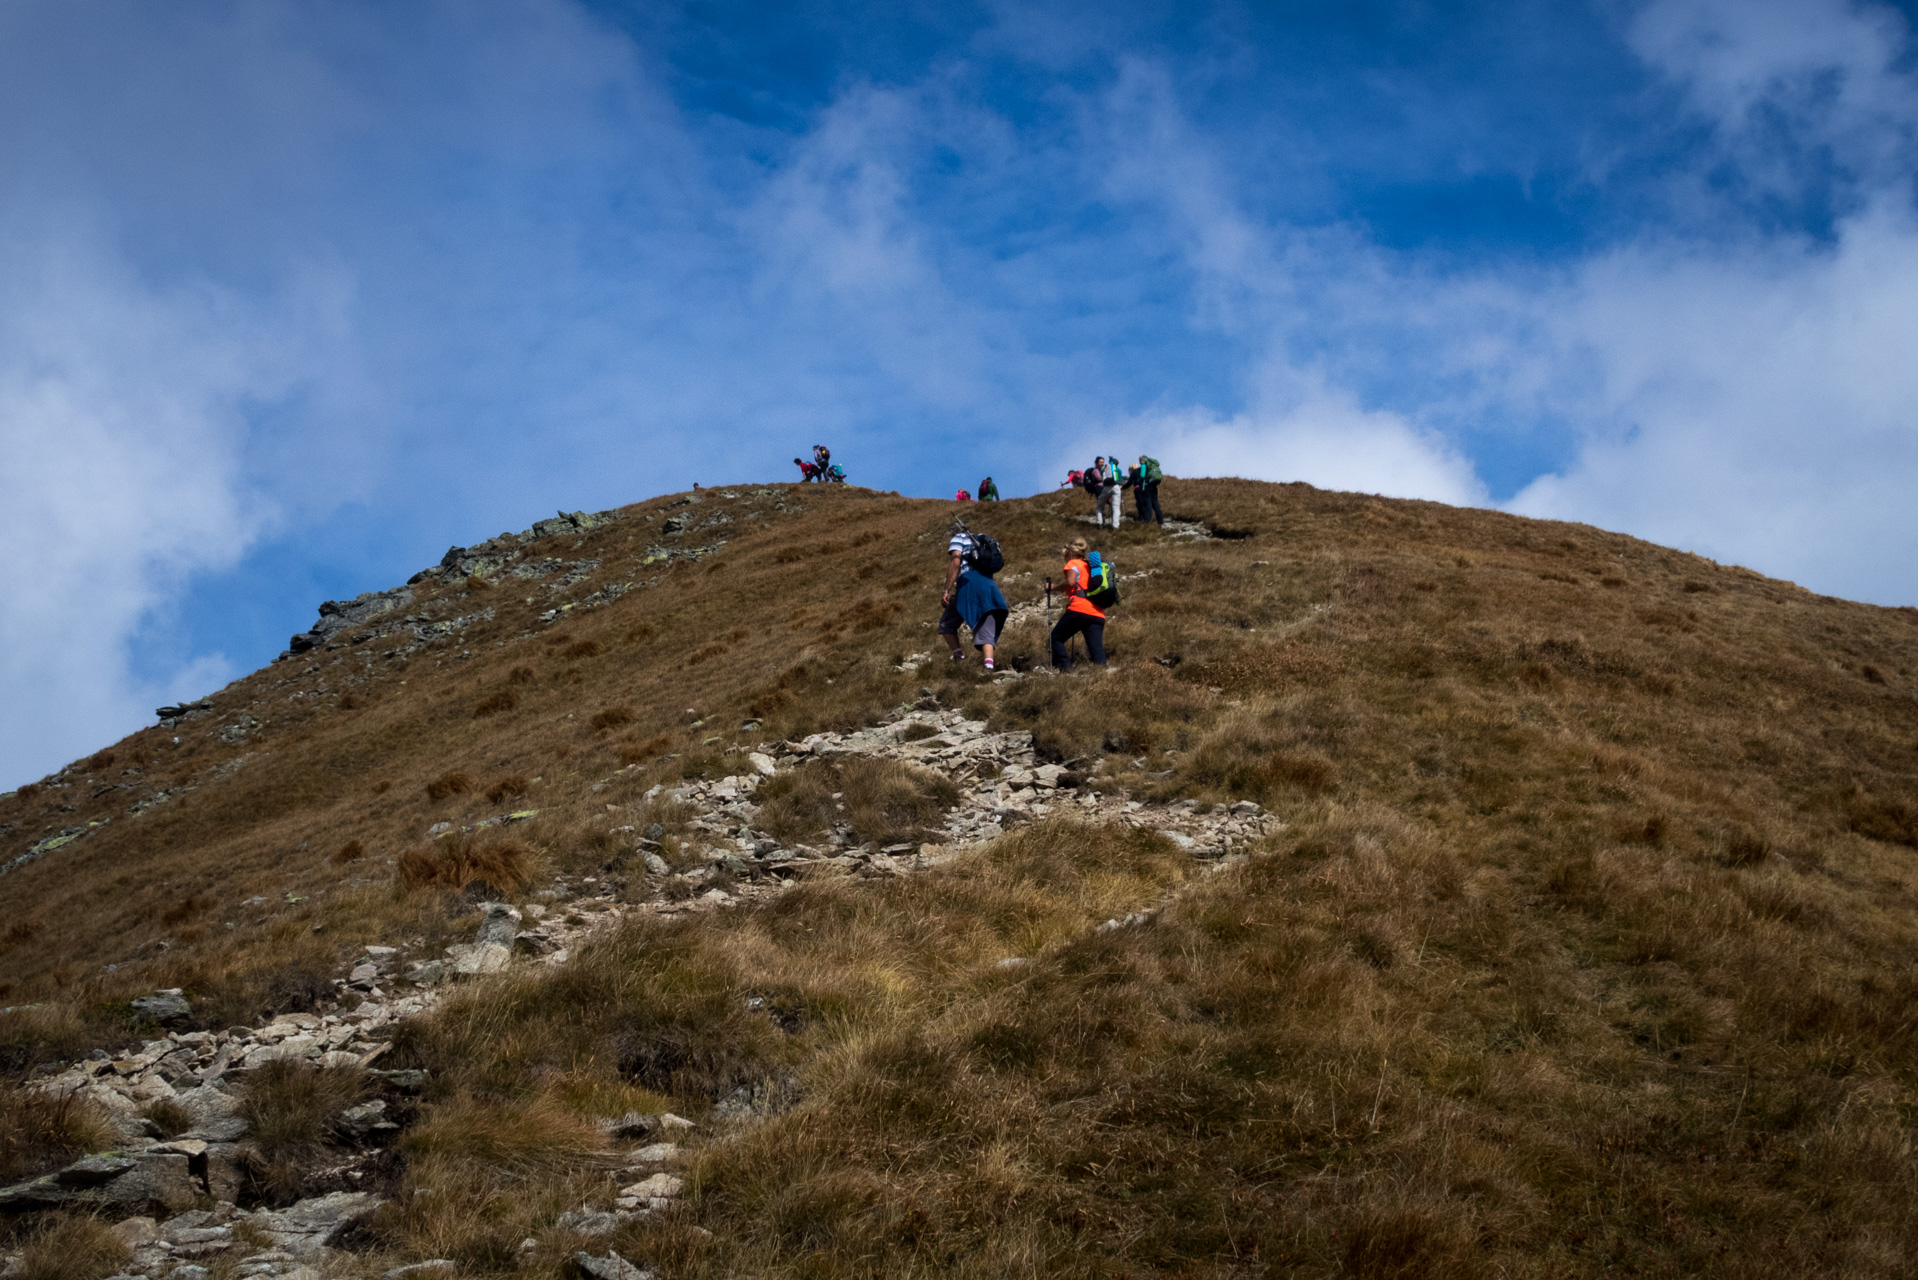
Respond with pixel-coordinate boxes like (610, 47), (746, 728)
(6, 478), (1918, 1277)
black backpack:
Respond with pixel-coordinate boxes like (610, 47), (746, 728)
(966, 533), (1005, 577)
(1081, 467), (1103, 495)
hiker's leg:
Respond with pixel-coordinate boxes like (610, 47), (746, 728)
(939, 601), (965, 658)
(974, 614), (1001, 668)
(1110, 491), (1122, 527)
(1084, 620), (1107, 666)
(1049, 616), (1076, 670)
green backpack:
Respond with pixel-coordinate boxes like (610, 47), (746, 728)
(1084, 552), (1121, 609)
(1141, 457), (1162, 483)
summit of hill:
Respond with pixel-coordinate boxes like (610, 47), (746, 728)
(5, 477), (1918, 1279)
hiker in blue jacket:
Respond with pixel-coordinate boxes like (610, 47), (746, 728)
(940, 516), (1009, 672)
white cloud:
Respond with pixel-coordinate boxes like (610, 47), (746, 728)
(1499, 0), (1918, 603)
(1508, 198), (1918, 602)
(0, 218), (352, 784)
(1083, 378), (1487, 506)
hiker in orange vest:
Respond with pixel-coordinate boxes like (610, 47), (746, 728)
(1049, 536), (1107, 670)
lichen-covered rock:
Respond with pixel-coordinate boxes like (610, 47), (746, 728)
(248, 1191), (383, 1257)
(287, 587), (415, 654)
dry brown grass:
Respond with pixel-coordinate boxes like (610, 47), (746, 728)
(0, 1087), (116, 1183)
(7, 1214), (130, 1280)
(396, 837), (535, 896)
(474, 689), (520, 717)
(239, 1059), (370, 1156)
(756, 757), (960, 846)
(425, 770), (476, 801)
(484, 775), (529, 805)
(5, 479), (1918, 1273)
(139, 1097), (193, 1139)
(331, 838), (366, 865)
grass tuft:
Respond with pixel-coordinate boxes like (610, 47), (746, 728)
(239, 1059), (369, 1155)
(426, 770), (476, 801)
(757, 757), (960, 846)
(474, 690), (519, 717)
(397, 837), (535, 896)
(10, 1214), (130, 1280)
(484, 775), (529, 804)
(0, 1088), (115, 1182)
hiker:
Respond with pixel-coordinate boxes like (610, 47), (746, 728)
(1050, 536), (1107, 670)
(978, 476), (999, 502)
(956, 488), (972, 502)
(1062, 468), (1085, 490)
(793, 457), (821, 483)
(813, 445), (831, 472)
(1135, 454), (1163, 524)
(1092, 457), (1122, 528)
(941, 516), (1008, 671)
(824, 462), (846, 484)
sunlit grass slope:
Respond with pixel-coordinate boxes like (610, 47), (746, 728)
(6, 477), (1918, 1275)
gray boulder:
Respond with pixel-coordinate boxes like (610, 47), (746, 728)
(174, 1084), (248, 1142)
(132, 990), (191, 1024)
(574, 1251), (652, 1280)
(0, 1151), (197, 1215)
(473, 903), (522, 948)
(248, 1191), (383, 1257)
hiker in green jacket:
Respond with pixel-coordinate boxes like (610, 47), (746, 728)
(1135, 454), (1164, 525)
(977, 476), (999, 502)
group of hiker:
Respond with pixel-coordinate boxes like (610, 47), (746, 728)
(781, 445), (1155, 670)
(941, 518), (1117, 674)
(1063, 455), (1163, 527)
(794, 445), (847, 484)
(954, 476), (999, 503)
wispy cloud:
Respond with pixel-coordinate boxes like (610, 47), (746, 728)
(6, 0), (1918, 788)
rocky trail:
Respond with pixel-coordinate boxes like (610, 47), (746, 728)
(3, 697), (1278, 1280)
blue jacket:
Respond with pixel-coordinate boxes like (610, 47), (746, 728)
(953, 567), (1009, 631)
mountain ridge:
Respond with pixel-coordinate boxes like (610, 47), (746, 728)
(6, 476), (1918, 1278)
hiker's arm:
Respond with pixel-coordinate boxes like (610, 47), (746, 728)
(943, 550), (963, 602)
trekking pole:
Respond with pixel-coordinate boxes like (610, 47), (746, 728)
(1044, 579), (1054, 668)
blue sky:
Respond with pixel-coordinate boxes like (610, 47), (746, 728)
(5, 0), (1918, 787)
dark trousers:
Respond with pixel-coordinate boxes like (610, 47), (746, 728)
(1050, 611), (1106, 669)
(1137, 481), (1163, 523)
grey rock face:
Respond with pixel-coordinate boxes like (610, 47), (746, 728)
(249, 1191), (383, 1256)
(337, 1099), (396, 1139)
(574, 1250), (653, 1280)
(0, 1150), (197, 1215)
(173, 1085), (247, 1142)
(555, 1210), (621, 1236)
(131, 991), (191, 1024)
(287, 586), (415, 654)
(473, 903), (521, 948)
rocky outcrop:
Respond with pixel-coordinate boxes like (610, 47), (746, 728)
(0, 1150), (198, 1216)
(274, 506), (625, 662)
(286, 587), (415, 654)
(130, 990), (190, 1025)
